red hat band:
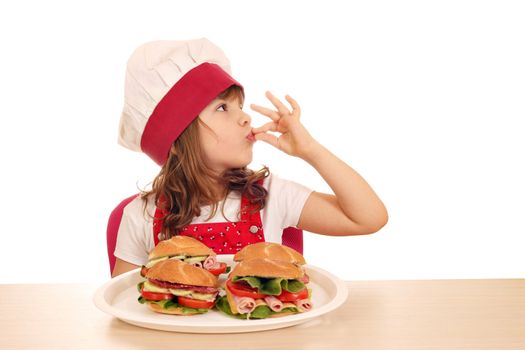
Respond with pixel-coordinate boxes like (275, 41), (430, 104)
(140, 62), (243, 165)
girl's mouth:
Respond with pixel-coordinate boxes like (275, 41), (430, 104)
(246, 132), (256, 142)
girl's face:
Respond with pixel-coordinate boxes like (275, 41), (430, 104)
(198, 94), (256, 174)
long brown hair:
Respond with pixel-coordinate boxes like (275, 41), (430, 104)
(142, 85), (270, 238)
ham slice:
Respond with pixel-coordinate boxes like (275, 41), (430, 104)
(294, 299), (312, 312)
(264, 296), (284, 312)
(140, 266), (149, 277)
(232, 294), (256, 314)
(203, 255), (221, 270)
(299, 273), (310, 284)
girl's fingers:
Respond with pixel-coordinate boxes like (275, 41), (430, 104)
(252, 121), (278, 134)
(250, 104), (281, 122)
(254, 132), (280, 149)
(265, 91), (291, 116)
(285, 95), (301, 117)
(251, 91), (300, 124)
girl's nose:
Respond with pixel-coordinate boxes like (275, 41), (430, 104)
(239, 111), (252, 127)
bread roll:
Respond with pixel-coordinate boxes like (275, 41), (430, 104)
(234, 242), (306, 265)
(148, 303), (201, 316)
(145, 259), (218, 288)
(229, 258), (304, 280)
(148, 235), (214, 260)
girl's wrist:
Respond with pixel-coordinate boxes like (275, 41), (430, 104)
(299, 140), (325, 163)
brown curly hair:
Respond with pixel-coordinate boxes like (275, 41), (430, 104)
(141, 85), (270, 238)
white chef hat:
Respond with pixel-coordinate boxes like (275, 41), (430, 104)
(118, 38), (243, 165)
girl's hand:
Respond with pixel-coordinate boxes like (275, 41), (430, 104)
(250, 91), (319, 159)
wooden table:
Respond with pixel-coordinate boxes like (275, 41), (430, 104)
(1, 279), (524, 349)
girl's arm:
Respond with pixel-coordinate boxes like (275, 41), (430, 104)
(251, 91), (388, 236)
(112, 258), (140, 278)
(296, 141), (388, 236)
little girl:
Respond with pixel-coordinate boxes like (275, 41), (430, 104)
(112, 38), (388, 277)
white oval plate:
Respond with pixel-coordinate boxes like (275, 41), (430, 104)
(93, 255), (348, 333)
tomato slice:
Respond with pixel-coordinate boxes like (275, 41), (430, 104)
(226, 279), (267, 299)
(276, 288), (309, 302)
(207, 262), (227, 276)
(141, 288), (173, 301)
(177, 296), (215, 309)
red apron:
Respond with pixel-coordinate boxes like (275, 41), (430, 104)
(152, 188), (265, 255)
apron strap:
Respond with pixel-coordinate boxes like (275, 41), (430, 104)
(153, 178), (265, 246)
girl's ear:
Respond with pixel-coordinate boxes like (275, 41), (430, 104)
(167, 145), (177, 159)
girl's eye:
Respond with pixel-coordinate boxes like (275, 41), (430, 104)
(216, 103), (243, 112)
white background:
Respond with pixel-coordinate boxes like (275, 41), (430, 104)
(0, 0), (523, 283)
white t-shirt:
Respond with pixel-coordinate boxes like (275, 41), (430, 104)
(114, 173), (314, 266)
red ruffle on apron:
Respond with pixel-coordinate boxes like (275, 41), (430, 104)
(153, 188), (265, 255)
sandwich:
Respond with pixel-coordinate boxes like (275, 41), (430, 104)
(138, 259), (220, 315)
(215, 258), (313, 319)
(140, 236), (229, 277)
(234, 242), (310, 284)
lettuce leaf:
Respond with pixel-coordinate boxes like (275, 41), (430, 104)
(280, 279), (305, 293)
(231, 276), (305, 295)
